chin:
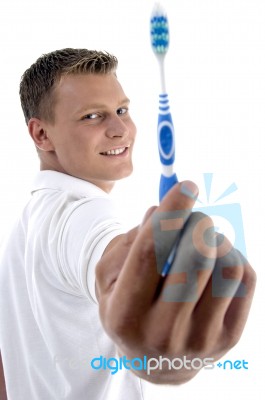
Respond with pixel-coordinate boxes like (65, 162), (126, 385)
(116, 166), (133, 180)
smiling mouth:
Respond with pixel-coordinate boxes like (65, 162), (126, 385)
(100, 146), (129, 156)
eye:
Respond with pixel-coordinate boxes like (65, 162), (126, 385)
(117, 107), (128, 116)
(82, 113), (100, 120)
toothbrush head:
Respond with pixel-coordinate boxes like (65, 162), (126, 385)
(150, 2), (169, 55)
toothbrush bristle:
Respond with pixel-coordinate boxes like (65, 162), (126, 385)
(150, 3), (169, 54)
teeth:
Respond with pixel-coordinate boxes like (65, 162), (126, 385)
(101, 147), (127, 156)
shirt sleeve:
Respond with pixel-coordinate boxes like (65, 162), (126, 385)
(58, 196), (125, 303)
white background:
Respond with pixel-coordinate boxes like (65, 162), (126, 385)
(0, 0), (264, 398)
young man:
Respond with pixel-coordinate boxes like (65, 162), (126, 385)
(0, 48), (256, 399)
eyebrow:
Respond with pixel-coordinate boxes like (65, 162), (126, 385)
(76, 97), (130, 115)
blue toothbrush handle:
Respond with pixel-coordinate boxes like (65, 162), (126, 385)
(157, 94), (179, 276)
(159, 174), (178, 202)
(158, 93), (178, 201)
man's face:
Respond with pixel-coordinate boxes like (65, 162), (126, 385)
(43, 72), (136, 192)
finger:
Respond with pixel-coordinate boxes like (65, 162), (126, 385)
(109, 181), (199, 316)
(146, 212), (217, 336)
(223, 254), (256, 347)
(159, 212), (216, 304)
(186, 238), (246, 350)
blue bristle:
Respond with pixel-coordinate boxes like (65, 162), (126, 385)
(150, 10), (169, 53)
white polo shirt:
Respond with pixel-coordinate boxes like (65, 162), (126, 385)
(0, 171), (144, 400)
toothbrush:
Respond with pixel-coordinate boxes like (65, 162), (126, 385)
(150, 3), (178, 202)
(150, 3), (178, 276)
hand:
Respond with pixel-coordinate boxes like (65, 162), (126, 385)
(96, 181), (256, 384)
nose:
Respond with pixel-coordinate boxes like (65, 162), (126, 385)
(105, 114), (129, 139)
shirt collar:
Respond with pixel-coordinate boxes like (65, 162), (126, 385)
(31, 170), (109, 199)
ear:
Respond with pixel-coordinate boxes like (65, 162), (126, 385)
(28, 118), (55, 152)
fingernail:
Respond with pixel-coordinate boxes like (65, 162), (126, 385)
(180, 181), (198, 200)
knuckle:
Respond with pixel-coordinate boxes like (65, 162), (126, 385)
(191, 211), (214, 226)
(222, 264), (244, 281)
(139, 313), (172, 355)
(143, 333), (171, 356)
(214, 248), (257, 292)
(243, 263), (257, 289)
(95, 259), (116, 296)
(150, 340), (170, 355)
(189, 212), (216, 259)
(104, 314), (124, 337)
(123, 226), (139, 247)
(187, 323), (218, 354)
(222, 329), (241, 351)
(104, 311), (140, 343)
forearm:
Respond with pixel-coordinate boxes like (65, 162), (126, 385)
(0, 352), (7, 400)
